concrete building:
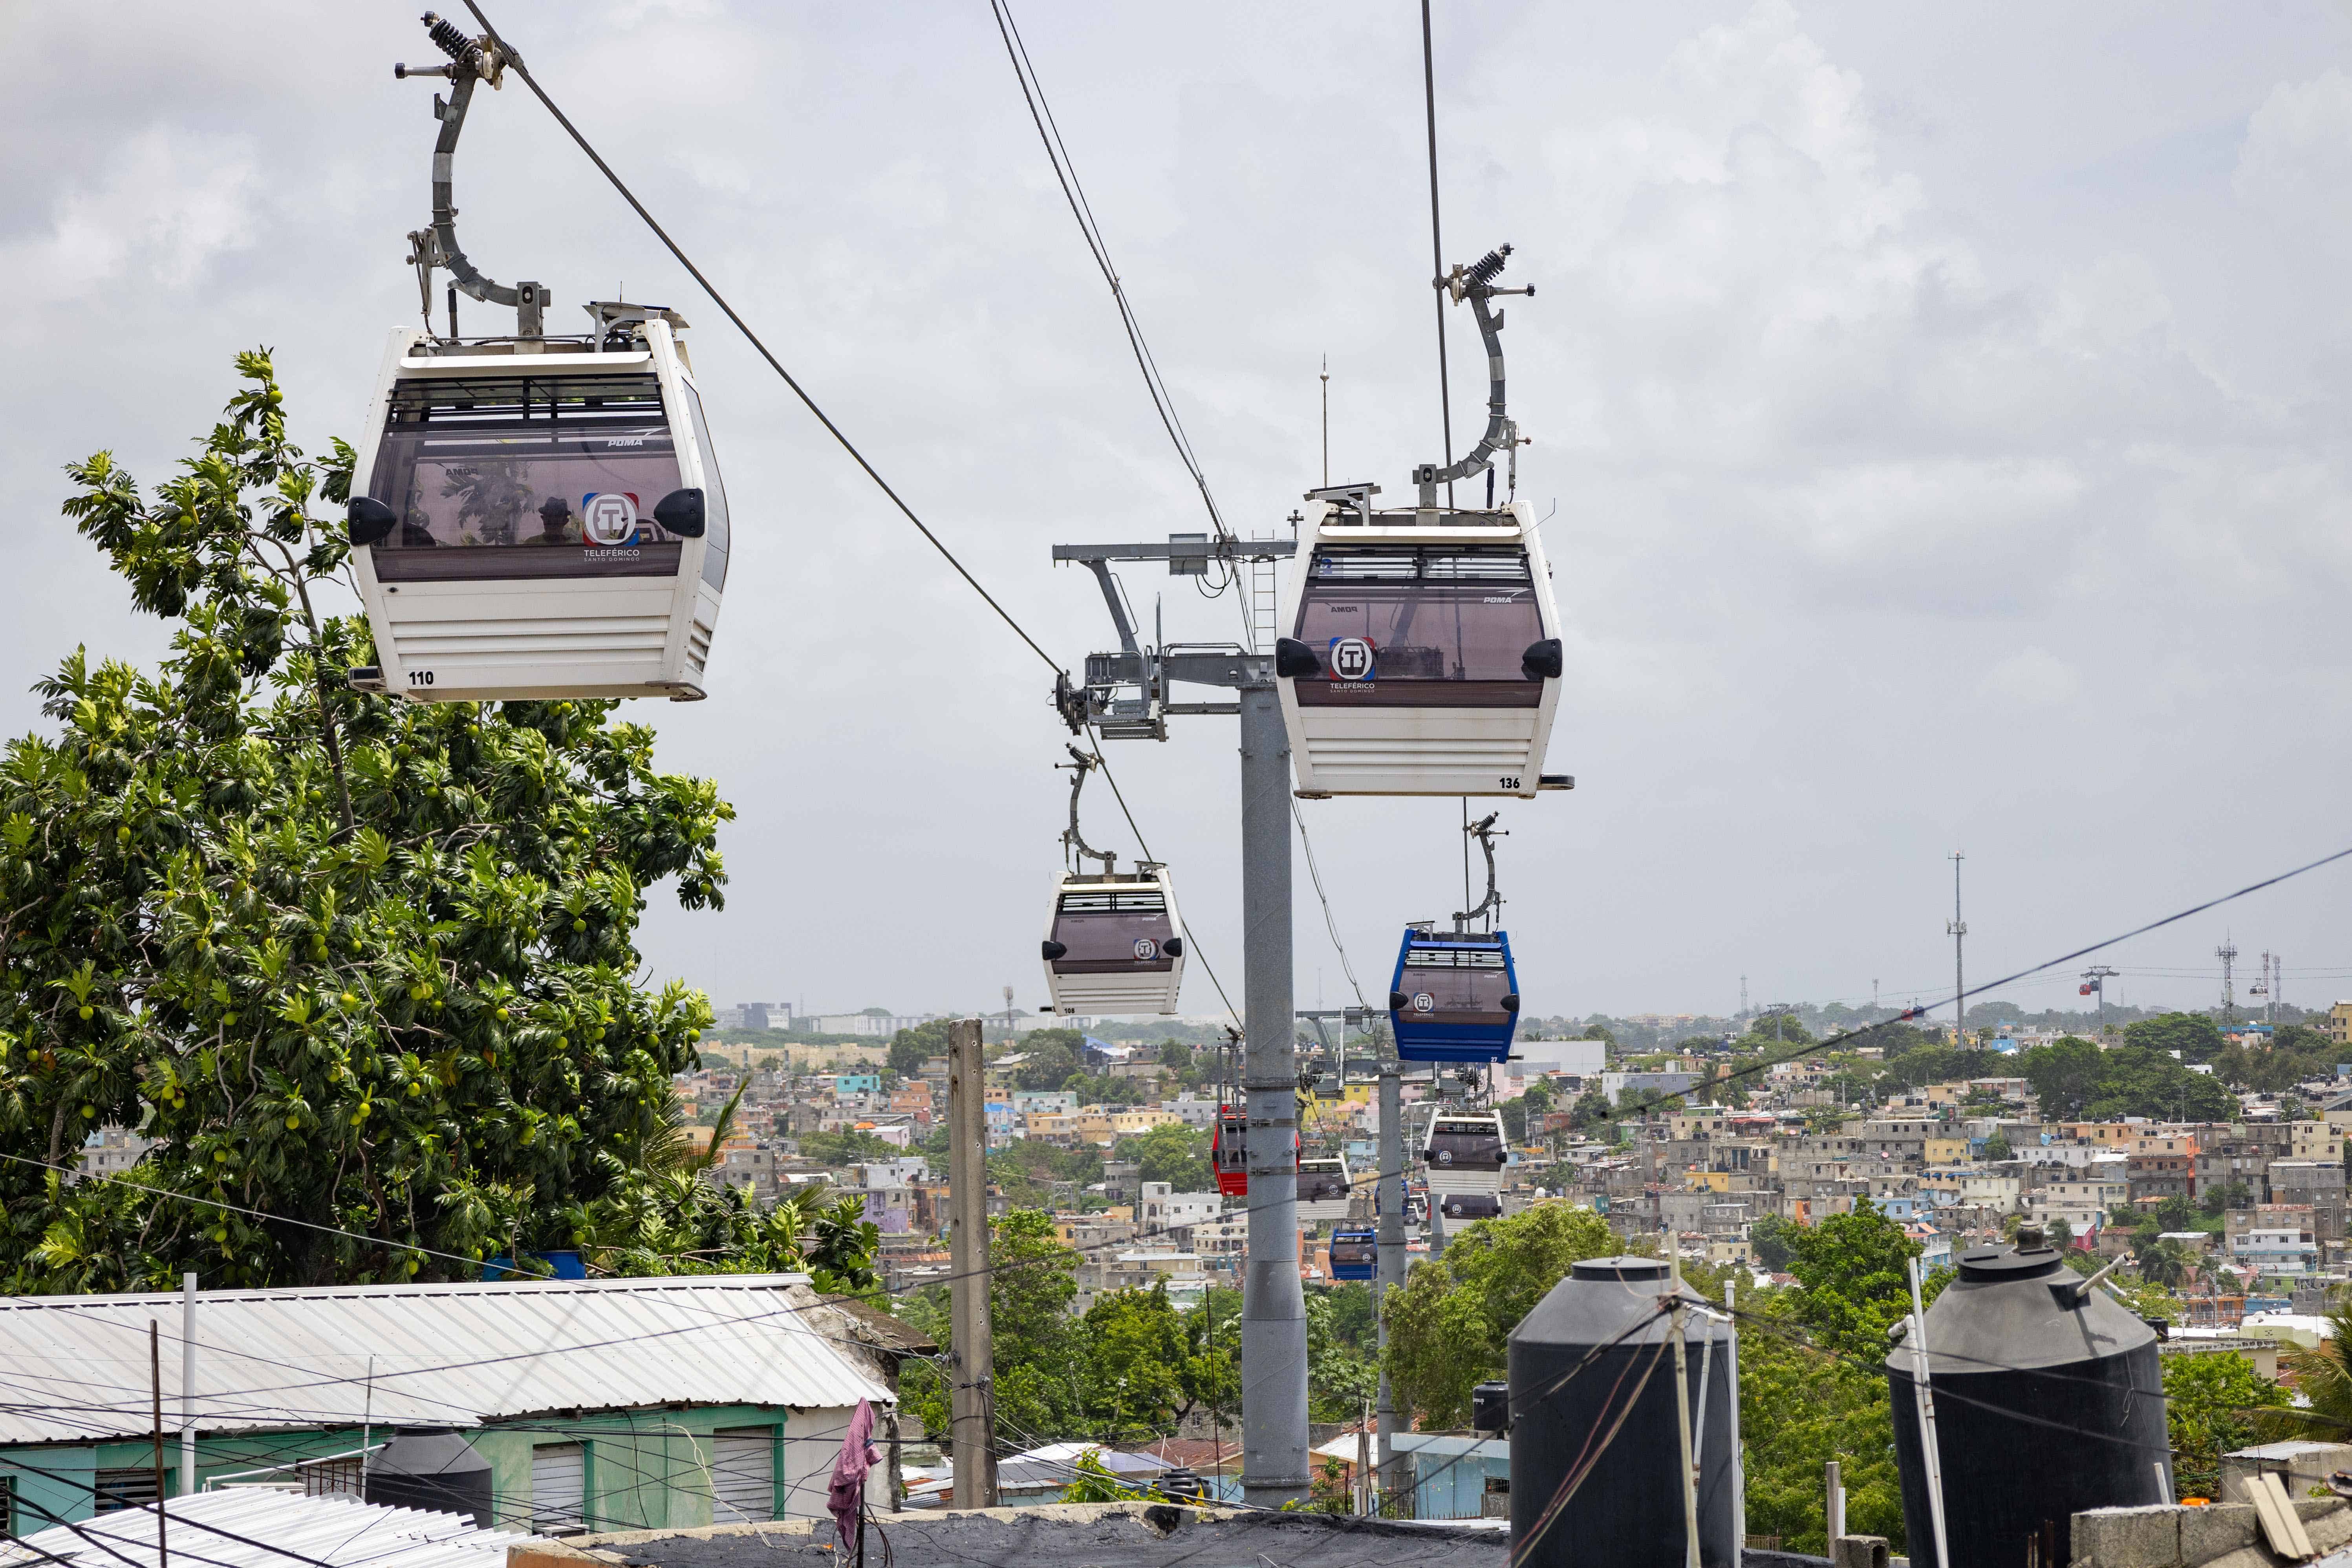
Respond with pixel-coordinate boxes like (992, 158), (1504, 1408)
(0, 1275), (892, 1535)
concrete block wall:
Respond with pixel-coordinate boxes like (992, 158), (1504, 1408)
(2072, 1496), (2352, 1567)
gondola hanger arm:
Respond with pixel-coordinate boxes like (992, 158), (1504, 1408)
(1058, 745), (1117, 875)
(394, 11), (544, 335)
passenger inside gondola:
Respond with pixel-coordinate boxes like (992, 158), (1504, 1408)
(363, 375), (689, 576)
(523, 496), (579, 545)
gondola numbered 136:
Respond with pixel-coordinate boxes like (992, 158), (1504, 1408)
(1272, 245), (1569, 798)
(346, 16), (728, 704)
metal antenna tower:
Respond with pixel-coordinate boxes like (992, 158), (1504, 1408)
(2216, 935), (2239, 1022)
(1052, 531), (1309, 1506)
(1739, 975), (1748, 1023)
(1947, 852), (1968, 1045)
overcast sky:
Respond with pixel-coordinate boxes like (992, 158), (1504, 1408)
(8, 2), (2352, 1025)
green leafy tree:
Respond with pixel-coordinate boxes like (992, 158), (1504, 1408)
(2166, 1351), (2290, 1499)
(2276, 1306), (2352, 1442)
(1781, 1199), (1937, 1363)
(797, 1129), (905, 1167)
(1184, 1281), (1243, 1431)
(897, 1209), (1083, 1445)
(2015, 1036), (2106, 1121)
(0, 353), (773, 1293)
(1569, 1088), (1614, 1131)
(1982, 1132), (2012, 1162)
(1011, 1028), (1085, 1090)
(1750, 1213), (1797, 1273)
(887, 1019), (949, 1078)
(1059, 1448), (1143, 1503)
(1383, 1201), (1618, 1427)
(1738, 1290), (1906, 1553)
(2123, 1012), (2226, 1065)
(1081, 1282), (1191, 1439)
(1307, 1285), (1379, 1422)
(1115, 1122), (1212, 1191)
(2136, 1236), (2193, 1287)
(2202, 1180), (2252, 1217)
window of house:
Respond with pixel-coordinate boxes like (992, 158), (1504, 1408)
(94, 1467), (167, 1513)
(710, 1427), (776, 1524)
(530, 1443), (587, 1535)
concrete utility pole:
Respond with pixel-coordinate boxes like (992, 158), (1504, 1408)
(946, 1018), (998, 1509)
(1947, 852), (1968, 1044)
(179, 1273), (197, 1495)
(1374, 1056), (1404, 1515)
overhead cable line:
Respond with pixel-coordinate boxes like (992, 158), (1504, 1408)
(451, 0), (1063, 677)
(1600, 836), (2352, 1130)
(992, 2), (1372, 1014)
(987, 0), (1231, 546)
(1081, 726), (1238, 1024)
(1295, 800), (1371, 1014)
(1419, 0), (1454, 501)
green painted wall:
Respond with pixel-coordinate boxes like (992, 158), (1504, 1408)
(0, 1402), (830, 1535)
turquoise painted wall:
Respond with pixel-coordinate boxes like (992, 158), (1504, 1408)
(0, 1402), (823, 1535)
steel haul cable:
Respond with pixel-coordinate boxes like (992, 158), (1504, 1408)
(990, 0), (1372, 1016)
(447, 0), (1060, 678)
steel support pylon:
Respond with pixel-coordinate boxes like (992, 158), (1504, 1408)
(1374, 1057), (1405, 1512)
(1238, 684), (1307, 1507)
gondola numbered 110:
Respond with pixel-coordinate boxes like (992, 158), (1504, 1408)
(346, 310), (729, 704)
(348, 17), (733, 704)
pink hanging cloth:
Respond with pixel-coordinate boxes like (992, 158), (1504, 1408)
(829, 1398), (881, 1551)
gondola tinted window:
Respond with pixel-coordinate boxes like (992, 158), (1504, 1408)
(1299, 1160), (1351, 1204)
(679, 379), (731, 592)
(1049, 886), (1177, 972)
(1428, 1119), (1506, 1168)
(1294, 544), (1544, 707)
(365, 376), (690, 580)
(1400, 944), (1514, 1021)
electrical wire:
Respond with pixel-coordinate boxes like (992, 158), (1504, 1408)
(1595, 836), (2352, 1132)
(449, 0), (1063, 679)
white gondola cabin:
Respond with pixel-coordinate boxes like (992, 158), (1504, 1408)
(1422, 1111), (1508, 1216)
(1040, 864), (1185, 1015)
(1274, 496), (1562, 797)
(1297, 1155), (1353, 1223)
(1273, 244), (1567, 797)
(344, 308), (728, 703)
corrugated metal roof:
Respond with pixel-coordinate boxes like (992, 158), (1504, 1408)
(0, 1488), (539, 1568)
(0, 1274), (891, 1445)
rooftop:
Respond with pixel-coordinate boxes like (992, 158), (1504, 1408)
(0, 1273), (890, 1445)
(561, 1504), (1505, 1568)
(0, 1490), (538, 1568)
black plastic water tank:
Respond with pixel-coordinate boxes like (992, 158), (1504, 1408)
(1506, 1255), (1738, 1566)
(364, 1427), (495, 1528)
(1885, 1234), (2169, 1568)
